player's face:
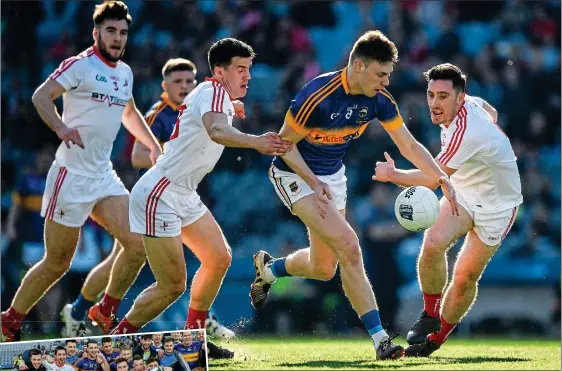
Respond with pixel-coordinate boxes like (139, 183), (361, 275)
(93, 19), (129, 62)
(356, 60), (393, 97)
(121, 350), (131, 360)
(117, 362), (129, 371)
(141, 338), (151, 349)
(426, 79), (465, 125)
(103, 342), (113, 353)
(163, 70), (196, 106)
(55, 350), (67, 364)
(152, 333), (163, 343)
(31, 355), (42, 369)
(196, 331), (204, 342)
(163, 341), (174, 353)
(171, 332), (181, 342)
(66, 343), (77, 356)
(133, 360), (144, 371)
(182, 332), (192, 345)
(216, 57), (252, 99)
(87, 343), (99, 358)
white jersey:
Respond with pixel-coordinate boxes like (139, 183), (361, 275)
(43, 361), (75, 371)
(437, 95), (523, 213)
(49, 46), (134, 178)
(155, 79), (235, 190)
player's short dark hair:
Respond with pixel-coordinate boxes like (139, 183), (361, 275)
(207, 38), (255, 73)
(142, 334), (152, 340)
(93, 1), (132, 27)
(66, 339), (77, 345)
(87, 339), (99, 347)
(29, 349), (41, 357)
(163, 336), (174, 344)
(423, 63), (467, 93)
(101, 337), (112, 345)
(350, 30), (399, 65)
(133, 355), (143, 362)
(54, 346), (66, 355)
(119, 344), (131, 352)
(114, 358), (128, 366)
(146, 357), (159, 366)
(162, 58), (197, 79)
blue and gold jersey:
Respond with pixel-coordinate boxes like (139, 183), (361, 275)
(100, 350), (120, 364)
(12, 172), (47, 242)
(273, 67), (403, 175)
(139, 92), (179, 177)
(75, 358), (101, 371)
(173, 342), (202, 369)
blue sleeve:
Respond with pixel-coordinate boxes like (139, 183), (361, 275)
(149, 115), (168, 143)
(376, 89), (403, 131)
(285, 78), (332, 135)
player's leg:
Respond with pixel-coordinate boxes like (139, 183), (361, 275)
(110, 235), (186, 334)
(181, 211), (232, 329)
(406, 196), (474, 344)
(2, 219), (80, 340)
(62, 241), (122, 336)
(88, 195), (146, 331)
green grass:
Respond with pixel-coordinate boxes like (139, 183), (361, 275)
(210, 336), (561, 370)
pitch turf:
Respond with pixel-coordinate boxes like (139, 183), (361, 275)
(209, 336), (560, 370)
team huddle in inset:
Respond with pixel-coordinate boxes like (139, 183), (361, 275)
(1, 0), (522, 361)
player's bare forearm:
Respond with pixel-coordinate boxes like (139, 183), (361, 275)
(391, 169), (439, 190)
(280, 146), (322, 188)
(31, 80), (67, 134)
(122, 99), (160, 151)
(131, 140), (157, 169)
(203, 111), (256, 148)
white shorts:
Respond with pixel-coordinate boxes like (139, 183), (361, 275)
(456, 192), (519, 246)
(129, 167), (208, 237)
(41, 163), (129, 227)
(268, 164), (347, 212)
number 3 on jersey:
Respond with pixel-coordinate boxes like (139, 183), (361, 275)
(170, 103), (187, 140)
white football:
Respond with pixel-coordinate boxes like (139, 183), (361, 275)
(394, 186), (440, 232)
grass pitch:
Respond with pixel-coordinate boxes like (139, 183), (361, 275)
(209, 336), (560, 370)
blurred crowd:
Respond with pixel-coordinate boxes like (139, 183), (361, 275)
(1, 0), (560, 337)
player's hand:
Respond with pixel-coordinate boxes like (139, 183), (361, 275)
(253, 132), (293, 156)
(96, 354), (104, 364)
(312, 180), (332, 219)
(438, 176), (459, 216)
(56, 126), (85, 149)
(19, 364), (28, 370)
(149, 146), (162, 166)
(157, 349), (164, 358)
(372, 152), (396, 182)
(232, 100), (246, 119)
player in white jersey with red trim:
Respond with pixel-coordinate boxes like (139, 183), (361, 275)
(1, 1), (162, 341)
(110, 37), (292, 334)
(373, 63), (523, 357)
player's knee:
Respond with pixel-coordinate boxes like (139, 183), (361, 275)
(203, 246), (232, 272)
(45, 253), (73, 276)
(422, 231), (450, 255)
(453, 269), (479, 292)
(336, 233), (362, 267)
(313, 264), (338, 281)
(167, 279), (187, 300)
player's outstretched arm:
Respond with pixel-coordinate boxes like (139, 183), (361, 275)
(122, 98), (162, 165)
(385, 124), (459, 215)
(372, 152), (447, 190)
(32, 78), (84, 149)
(202, 112), (292, 155)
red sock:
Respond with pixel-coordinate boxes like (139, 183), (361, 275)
(429, 316), (457, 345)
(423, 292), (442, 317)
(184, 308), (208, 329)
(100, 294), (121, 317)
(2, 307), (26, 330)
(110, 317), (139, 335)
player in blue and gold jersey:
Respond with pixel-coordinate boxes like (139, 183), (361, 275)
(250, 30), (459, 361)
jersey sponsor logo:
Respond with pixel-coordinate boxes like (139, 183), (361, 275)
(309, 129), (362, 144)
(96, 75), (108, 82)
(91, 92), (127, 107)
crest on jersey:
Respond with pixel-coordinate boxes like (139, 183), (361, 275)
(358, 106), (368, 118)
(399, 204), (413, 221)
(289, 181), (300, 194)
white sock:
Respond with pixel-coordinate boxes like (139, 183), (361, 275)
(371, 329), (389, 349)
(263, 261), (277, 284)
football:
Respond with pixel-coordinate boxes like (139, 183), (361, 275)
(394, 186), (440, 232)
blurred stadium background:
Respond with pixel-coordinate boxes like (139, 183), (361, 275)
(1, 0), (560, 340)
